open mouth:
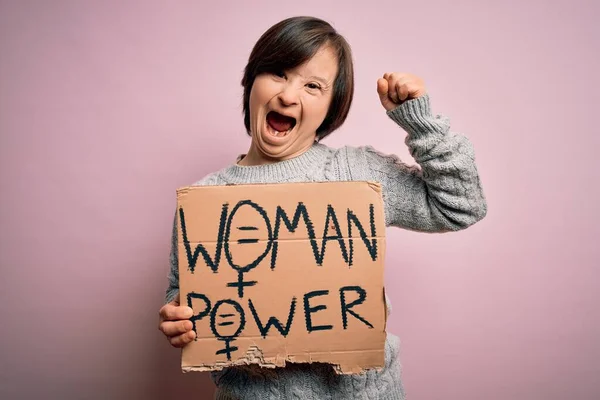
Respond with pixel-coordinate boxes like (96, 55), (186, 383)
(266, 111), (296, 137)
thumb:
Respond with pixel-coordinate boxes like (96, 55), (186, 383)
(377, 78), (395, 111)
(377, 78), (388, 100)
(173, 292), (194, 318)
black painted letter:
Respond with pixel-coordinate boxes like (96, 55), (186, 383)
(186, 292), (211, 334)
(179, 205), (228, 273)
(303, 290), (333, 333)
(210, 299), (246, 361)
(347, 204), (378, 266)
(340, 286), (373, 329)
(248, 297), (297, 338)
(224, 200), (273, 298)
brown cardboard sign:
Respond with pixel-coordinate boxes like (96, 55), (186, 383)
(176, 181), (387, 374)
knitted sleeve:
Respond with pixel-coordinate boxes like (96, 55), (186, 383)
(165, 212), (180, 304)
(346, 94), (487, 232)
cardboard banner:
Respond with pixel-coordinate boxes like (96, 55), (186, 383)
(176, 181), (387, 374)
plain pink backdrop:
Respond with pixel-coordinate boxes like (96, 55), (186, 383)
(1, 1), (598, 399)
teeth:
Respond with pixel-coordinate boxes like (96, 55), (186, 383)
(270, 127), (290, 137)
(266, 121), (293, 137)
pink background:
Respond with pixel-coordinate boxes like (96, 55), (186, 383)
(1, 1), (598, 399)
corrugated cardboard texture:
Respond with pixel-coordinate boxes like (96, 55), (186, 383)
(176, 181), (387, 374)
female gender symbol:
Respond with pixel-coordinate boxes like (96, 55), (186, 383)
(224, 200), (273, 298)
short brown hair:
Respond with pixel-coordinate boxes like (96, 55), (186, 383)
(241, 16), (354, 140)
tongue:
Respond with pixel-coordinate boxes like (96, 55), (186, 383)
(267, 112), (294, 132)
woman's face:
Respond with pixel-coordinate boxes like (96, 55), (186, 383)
(247, 45), (338, 161)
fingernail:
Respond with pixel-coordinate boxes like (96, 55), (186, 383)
(185, 307), (193, 318)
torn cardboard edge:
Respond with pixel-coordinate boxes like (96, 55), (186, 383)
(181, 342), (387, 375)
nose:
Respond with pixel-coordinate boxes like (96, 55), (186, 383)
(277, 82), (299, 107)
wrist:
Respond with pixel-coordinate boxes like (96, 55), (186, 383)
(385, 94), (446, 140)
(386, 93), (432, 123)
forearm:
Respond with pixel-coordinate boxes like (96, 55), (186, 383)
(367, 94), (487, 231)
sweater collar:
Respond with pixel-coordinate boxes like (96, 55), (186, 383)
(220, 143), (331, 184)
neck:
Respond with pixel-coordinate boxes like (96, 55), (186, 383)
(238, 140), (316, 166)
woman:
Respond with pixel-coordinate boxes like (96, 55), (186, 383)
(159, 16), (487, 399)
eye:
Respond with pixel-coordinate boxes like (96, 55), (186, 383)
(306, 82), (321, 90)
(273, 70), (286, 79)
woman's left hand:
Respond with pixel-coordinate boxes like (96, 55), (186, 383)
(377, 72), (427, 111)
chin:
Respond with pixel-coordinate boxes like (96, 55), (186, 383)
(255, 139), (294, 161)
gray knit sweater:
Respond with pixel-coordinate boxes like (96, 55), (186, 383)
(165, 94), (487, 399)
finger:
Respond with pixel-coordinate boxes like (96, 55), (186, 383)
(389, 74), (412, 89)
(169, 330), (197, 348)
(388, 72), (409, 81)
(160, 319), (194, 337)
(377, 78), (395, 110)
(383, 72), (390, 80)
(159, 303), (194, 321)
(387, 74), (406, 103)
(377, 78), (389, 99)
(396, 82), (409, 101)
(388, 73), (408, 87)
(388, 85), (399, 103)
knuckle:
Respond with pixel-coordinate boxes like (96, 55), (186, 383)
(171, 334), (186, 347)
(164, 306), (176, 320)
(158, 322), (168, 335)
(173, 333), (191, 347)
(179, 320), (189, 333)
(186, 330), (196, 343)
